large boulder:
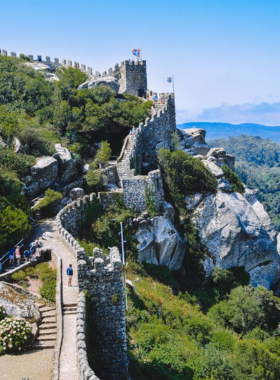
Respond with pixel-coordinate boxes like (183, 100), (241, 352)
(69, 187), (85, 200)
(206, 148), (235, 170)
(31, 156), (58, 189)
(53, 144), (78, 185)
(191, 192), (280, 289)
(203, 160), (224, 178)
(78, 75), (120, 94)
(135, 216), (185, 270)
(244, 188), (278, 246)
(0, 283), (40, 322)
(177, 128), (210, 156)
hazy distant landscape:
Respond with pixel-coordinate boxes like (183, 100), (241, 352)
(178, 122), (280, 143)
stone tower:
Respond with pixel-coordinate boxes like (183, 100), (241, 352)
(118, 60), (147, 96)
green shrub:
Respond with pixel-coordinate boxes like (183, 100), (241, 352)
(33, 188), (63, 217)
(25, 267), (37, 278)
(0, 305), (7, 321)
(144, 182), (157, 217)
(11, 270), (27, 283)
(0, 317), (33, 354)
(158, 148), (217, 212)
(39, 280), (56, 302)
(221, 165), (245, 194)
(86, 170), (104, 192)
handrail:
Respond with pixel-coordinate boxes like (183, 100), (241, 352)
(117, 135), (129, 163)
(0, 239), (24, 266)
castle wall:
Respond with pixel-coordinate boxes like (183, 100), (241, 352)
(118, 60), (147, 96)
(56, 194), (128, 380)
(122, 170), (164, 212)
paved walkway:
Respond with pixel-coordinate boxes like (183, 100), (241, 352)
(33, 218), (79, 380)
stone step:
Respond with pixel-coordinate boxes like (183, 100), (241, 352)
(41, 317), (56, 324)
(62, 306), (77, 311)
(39, 329), (57, 336)
(40, 323), (57, 330)
(32, 341), (55, 349)
(37, 334), (57, 341)
(63, 310), (77, 315)
(40, 306), (56, 312)
(41, 311), (56, 317)
(63, 303), (77, 307)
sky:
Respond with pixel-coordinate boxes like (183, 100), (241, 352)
(1, 0), (280, 125)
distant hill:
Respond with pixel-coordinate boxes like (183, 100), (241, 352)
(177, 122), (280, 143)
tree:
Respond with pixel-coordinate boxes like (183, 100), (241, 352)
(86, 170), (104, 192)
(92, 141), (111, 168)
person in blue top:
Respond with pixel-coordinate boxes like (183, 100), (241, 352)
(9, 248), (15, 265)
(66, 264), (73, 287)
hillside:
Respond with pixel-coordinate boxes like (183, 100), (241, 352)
(178, 122), (280, 143)
(208, 135), (280, 231)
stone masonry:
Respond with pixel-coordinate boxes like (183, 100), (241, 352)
(56, 194), (128, 380)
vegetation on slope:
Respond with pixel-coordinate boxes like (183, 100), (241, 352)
(208, 135), (280, 230)
(0, 55), (152, 251)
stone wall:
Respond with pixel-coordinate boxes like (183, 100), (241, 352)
(122, 170), (164, 212)
(56, 195), (128, 380)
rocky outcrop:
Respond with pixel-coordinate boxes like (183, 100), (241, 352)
(135, 216), (185, 270)
(53, 144), (78, 184)
(79, 75), (120, 93)
(206, 147), (235, 171)
(202, 160), (224, 178)
(31, 156), (58, 189)
(69, 187), (85, 200)
(277, 233), (280, 252)
(190, 191), (280, 289)
(244, 188), (278, 246)
(0, 283), (40, 322)
(177, 128), (210, 156)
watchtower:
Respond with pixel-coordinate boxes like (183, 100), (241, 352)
(118, 60), (147, 96)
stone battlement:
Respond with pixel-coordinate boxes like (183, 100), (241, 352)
(56, 194), (128, 380)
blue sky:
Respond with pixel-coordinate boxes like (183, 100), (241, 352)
(1, 0), (280, 125)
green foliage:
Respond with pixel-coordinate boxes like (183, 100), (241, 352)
(11, 270), (27, 283)
(221, 165), (245, 194)
(0, 148), (34, 177)
(173, 130), (181, 150)
(144, 182), (157, 217)
(158, 148), (217, 212)
(25, 267), (37, 278)
(0, 317), (33, 354)
(36, 263), (57, 302)
(209, 135), (280, 231)
(0, 305), (7, 321)
(33, 188), (63, 218)
(208, 285), (280, 334)
(91, 141), (112, 167)
(111, 294), (118, 305)
(86, 170), (104, 192)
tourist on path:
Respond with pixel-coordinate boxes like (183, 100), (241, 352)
(15, 245), (21, 265)
(67, 264), (73, 287)
(9, 248), (15, 265)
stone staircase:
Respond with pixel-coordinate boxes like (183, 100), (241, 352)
(117, 137), (134, 180)
(62, 303), (77, 315)
(32, 304), (57, 349)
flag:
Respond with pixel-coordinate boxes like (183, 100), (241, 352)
(132, 49), (141, 58)
(167, 76), (172, 83)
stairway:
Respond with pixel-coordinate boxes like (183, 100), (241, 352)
(117, 137), (134, 180)
(62, 303), (77, 315)
(2, 258), (27, 273)
(32, 304), (57, 349)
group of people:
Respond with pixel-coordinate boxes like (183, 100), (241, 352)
(8, 240), (40, 265)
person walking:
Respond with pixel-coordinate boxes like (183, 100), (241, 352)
(15, 246), (21, 265)
(66, 264), (73, 287)
(9, 248), (15, 265)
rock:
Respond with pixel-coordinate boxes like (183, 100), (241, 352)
(277, 233), (280, 252)
(0, 136), (6, 148)
(218, 179), (233, 193)
(42, 232), (54, 240)
(45, 73), (59, 82)
(194, 155), (203, 160)
(31, 156), (58, 189)
(105, 183), (120, 192)
(161, 201), (175, 222)
(53, 144), (78, 185)
(69, 187), (85, 200)
(83, 164), (90, 173)
(79, 75), (120, 94)
(135, 216), (185, 270)
(177, 128), (210, 156)
(185, 193), (204, 211)
(203, 160), (224, 178)
(244, 188), (278, 245)
(191, 192), (280, 289)
(0, 283), (40, 322)
(13, 137), (22, 153)
(206, 148), (235, 170)
(24, 61), (50, 71)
